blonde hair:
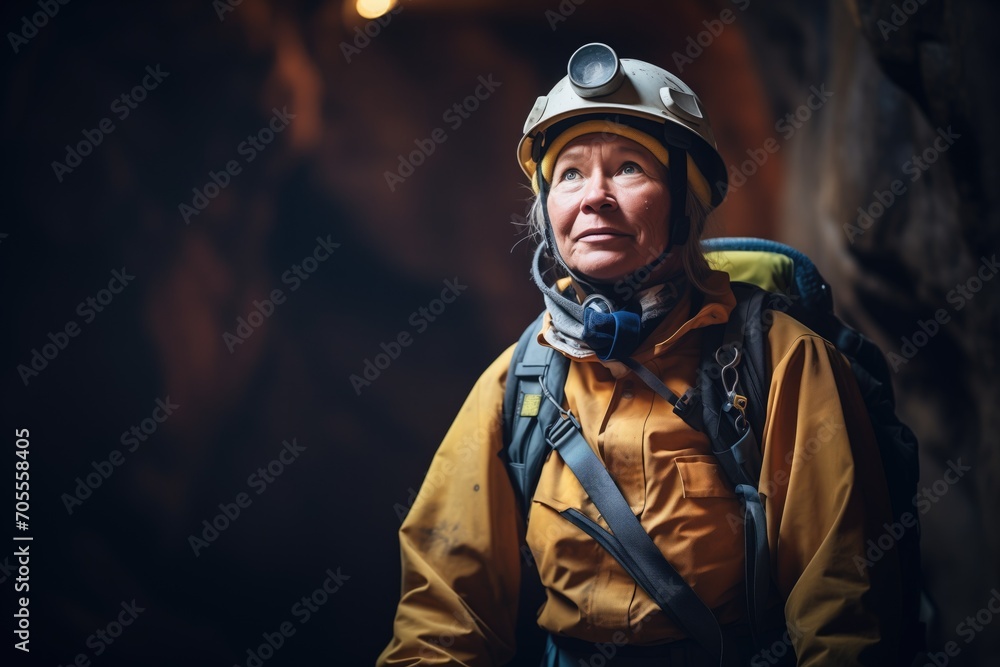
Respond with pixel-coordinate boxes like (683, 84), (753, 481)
(523, 184), (720, 295)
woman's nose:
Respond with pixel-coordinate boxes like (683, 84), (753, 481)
(580, 176), (618, 214)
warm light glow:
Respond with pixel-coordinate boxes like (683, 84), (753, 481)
(356, 0), (397, 20)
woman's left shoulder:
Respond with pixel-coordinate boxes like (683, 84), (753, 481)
(765, 309), (840, 367)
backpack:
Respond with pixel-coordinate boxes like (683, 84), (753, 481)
(501, 237), (924, 665)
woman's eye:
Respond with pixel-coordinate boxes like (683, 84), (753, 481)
(620, 163), (641, 175)
(561, 169), (580, 181)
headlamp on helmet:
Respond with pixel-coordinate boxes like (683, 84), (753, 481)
(567, 43), (625, 98)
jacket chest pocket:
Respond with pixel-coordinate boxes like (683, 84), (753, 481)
(674, 455), (734, 499)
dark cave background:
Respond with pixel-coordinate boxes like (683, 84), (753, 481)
(2, 0), (998, 664)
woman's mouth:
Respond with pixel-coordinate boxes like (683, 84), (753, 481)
(577, 228), (630, 242)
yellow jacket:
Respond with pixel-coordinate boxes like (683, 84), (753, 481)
(378, 271), (901, 666)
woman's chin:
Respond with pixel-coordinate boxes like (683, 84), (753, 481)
(570, 258), (640, 284)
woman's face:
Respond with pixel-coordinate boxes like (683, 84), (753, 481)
(546, 133), (672, 284)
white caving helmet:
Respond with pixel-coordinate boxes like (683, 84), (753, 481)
(518, 43), (728, 254)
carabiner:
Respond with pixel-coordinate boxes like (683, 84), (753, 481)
(716, 344), (749, 426)
(716, 344), (741, 400)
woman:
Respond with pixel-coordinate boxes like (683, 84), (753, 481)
(378, 44), (901, 666)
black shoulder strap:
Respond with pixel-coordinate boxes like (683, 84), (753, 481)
(501, 311), (570, 516)
(545, 414), (727, 664)
(689, 283), (786, 646)
(503, 313), (561, 660)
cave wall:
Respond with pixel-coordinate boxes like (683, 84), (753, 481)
(762, 0), (1000, 661)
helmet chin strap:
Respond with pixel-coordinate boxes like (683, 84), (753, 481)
(666, 144), (691, 247)
(535, 144), (691, 310)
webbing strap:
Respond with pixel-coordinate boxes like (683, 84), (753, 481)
(718, 288), (774, 646)
(620, 347), (772, 650)
(504, 312), (569, 517)
(737, 481), (770, 643)
(545, 415), (725, 664)
(618, 357), (703, 430)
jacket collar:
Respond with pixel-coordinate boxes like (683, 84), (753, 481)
(539, 270), (736, 375)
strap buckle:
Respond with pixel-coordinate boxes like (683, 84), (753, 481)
(546, 412), (582, 451)
(673, 388), (696, 418)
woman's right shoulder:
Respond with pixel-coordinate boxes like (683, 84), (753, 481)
(472, 342), (519, 400)
(463, 321), (548, 413)
(464, 312), (552, 410)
